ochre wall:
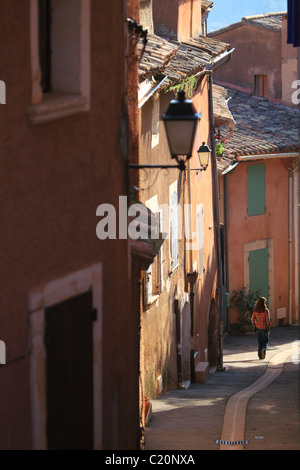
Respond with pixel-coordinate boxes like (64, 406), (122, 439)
(0, 0), (140, 450)
(210, 24), (282, 99)
(226, 158), (291, 326)
(153, 0), (202, 41)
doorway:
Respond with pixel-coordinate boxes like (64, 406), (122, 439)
(249, 247), (270, 302)
(45, 291), (94, 449)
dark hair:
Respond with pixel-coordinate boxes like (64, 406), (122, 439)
(254, 297), (267, 313)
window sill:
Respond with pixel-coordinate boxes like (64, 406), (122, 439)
(145, 294), (160, 310)
(169, 263), (180, 277)
(27, 93), (88, 125)
(151, 134), (159, 149)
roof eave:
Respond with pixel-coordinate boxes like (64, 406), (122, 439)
(235, 152), (299, 161)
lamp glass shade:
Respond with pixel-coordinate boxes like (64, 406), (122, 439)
(197, 142), (211, 168)
(163, 91), (201, 158)
(164, 119), (198, 157)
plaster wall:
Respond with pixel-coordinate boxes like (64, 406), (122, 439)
(153, 0), (202, 41)
(139, 77), (218, 396)
(281, 15), (299, 108)
(210, 24), (282, 99)
(226, 159), (291, 326)
(0, 0), (140, 450)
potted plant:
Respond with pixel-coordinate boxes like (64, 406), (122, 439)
(230, 287), (261, 334)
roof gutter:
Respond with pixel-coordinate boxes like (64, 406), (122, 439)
(236, 152), (299, 161)
(207, 48), (235, 71)
(138, 75), (168, 108)
(221, 162), (239, 175)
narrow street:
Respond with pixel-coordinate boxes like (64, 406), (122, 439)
(145, 326), (300, 451)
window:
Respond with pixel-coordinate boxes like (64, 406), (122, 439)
(247, 163), (266, 216)
(170, 181), (179, 271)
(144, 213), (163, 305)
(143, 196), (164, 308)
(38, 0), (52, 93)
(254, 75), (267, 97)
(151, 96), (160, 148)
(197, 204), (204, 276)
(0, 80), (6, 104)
(28, 0), (90, 124)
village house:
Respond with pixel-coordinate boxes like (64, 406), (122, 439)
(208, 12), (299, 109)
(0, 0), (145, 450)
(135, 1), (236, 426)
(213, 84), (300, 330)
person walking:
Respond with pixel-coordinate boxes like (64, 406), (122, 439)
(251, 297), (271, 359)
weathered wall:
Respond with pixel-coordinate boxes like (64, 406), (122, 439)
(281, 15), (298, 108)
(210, 24), (282, 99)
(153, 0), (202, 41)
(140, 76), (218, 397)
(226, 158), (291, 327)
(0, 0), (140, 450)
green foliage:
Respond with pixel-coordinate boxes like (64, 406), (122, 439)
(216, 142), (225, 155)
(167, 76), (197, 99)
(230, 287), (261, 334)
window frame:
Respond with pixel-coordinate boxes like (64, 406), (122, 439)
(27, 0), (91, 124)
(254, 74), (268, 98)
(197, 204), (205, 277)
(151, 95), (160, 148)
(143, 198), (164, 309)
(169, 181), (179, 273)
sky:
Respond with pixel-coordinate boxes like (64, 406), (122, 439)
(207, 0), (288, 32)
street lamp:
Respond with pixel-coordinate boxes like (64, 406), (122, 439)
(162, 90), (201, 170)
(129, 90), (201, 171)
(197, 142), (211, 171)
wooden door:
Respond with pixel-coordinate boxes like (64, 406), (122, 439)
(45, 291), (94, 450)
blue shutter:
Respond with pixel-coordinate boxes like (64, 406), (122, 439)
(247, 163), (266, 216)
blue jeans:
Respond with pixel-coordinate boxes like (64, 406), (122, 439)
(256, 328), (269, 358)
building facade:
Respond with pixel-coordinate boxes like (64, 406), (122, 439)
(209, 12), (299, 109)
(214, 85), (300, 329)
(136, 1), (234, 416)
(0, 0), (142, 450)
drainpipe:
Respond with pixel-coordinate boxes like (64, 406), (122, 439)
(224, 174), (230, 331)
(208, 73), (225, 371)
(203, 50), (234, 372)
(289, 166), (298, 324)
(289, 169), (293, 324)
(295, 168), (299, 325)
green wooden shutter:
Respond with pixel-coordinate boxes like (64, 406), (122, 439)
(247, 163), (266, 216)
(249, 248), (269, 302)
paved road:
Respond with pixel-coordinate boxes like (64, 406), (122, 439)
(144, 326), (300, 451)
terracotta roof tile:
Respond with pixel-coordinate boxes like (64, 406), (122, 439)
(209, 11), (286, 36)
(213, 84), (236, 126)
(242, 12), (286, 31)
(202, 0), (214, 11)
(220, 86), (300, 159)
(162, 35), (231, 88)
(138, 29), (231, 88)
(138, 33), (178, 81)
